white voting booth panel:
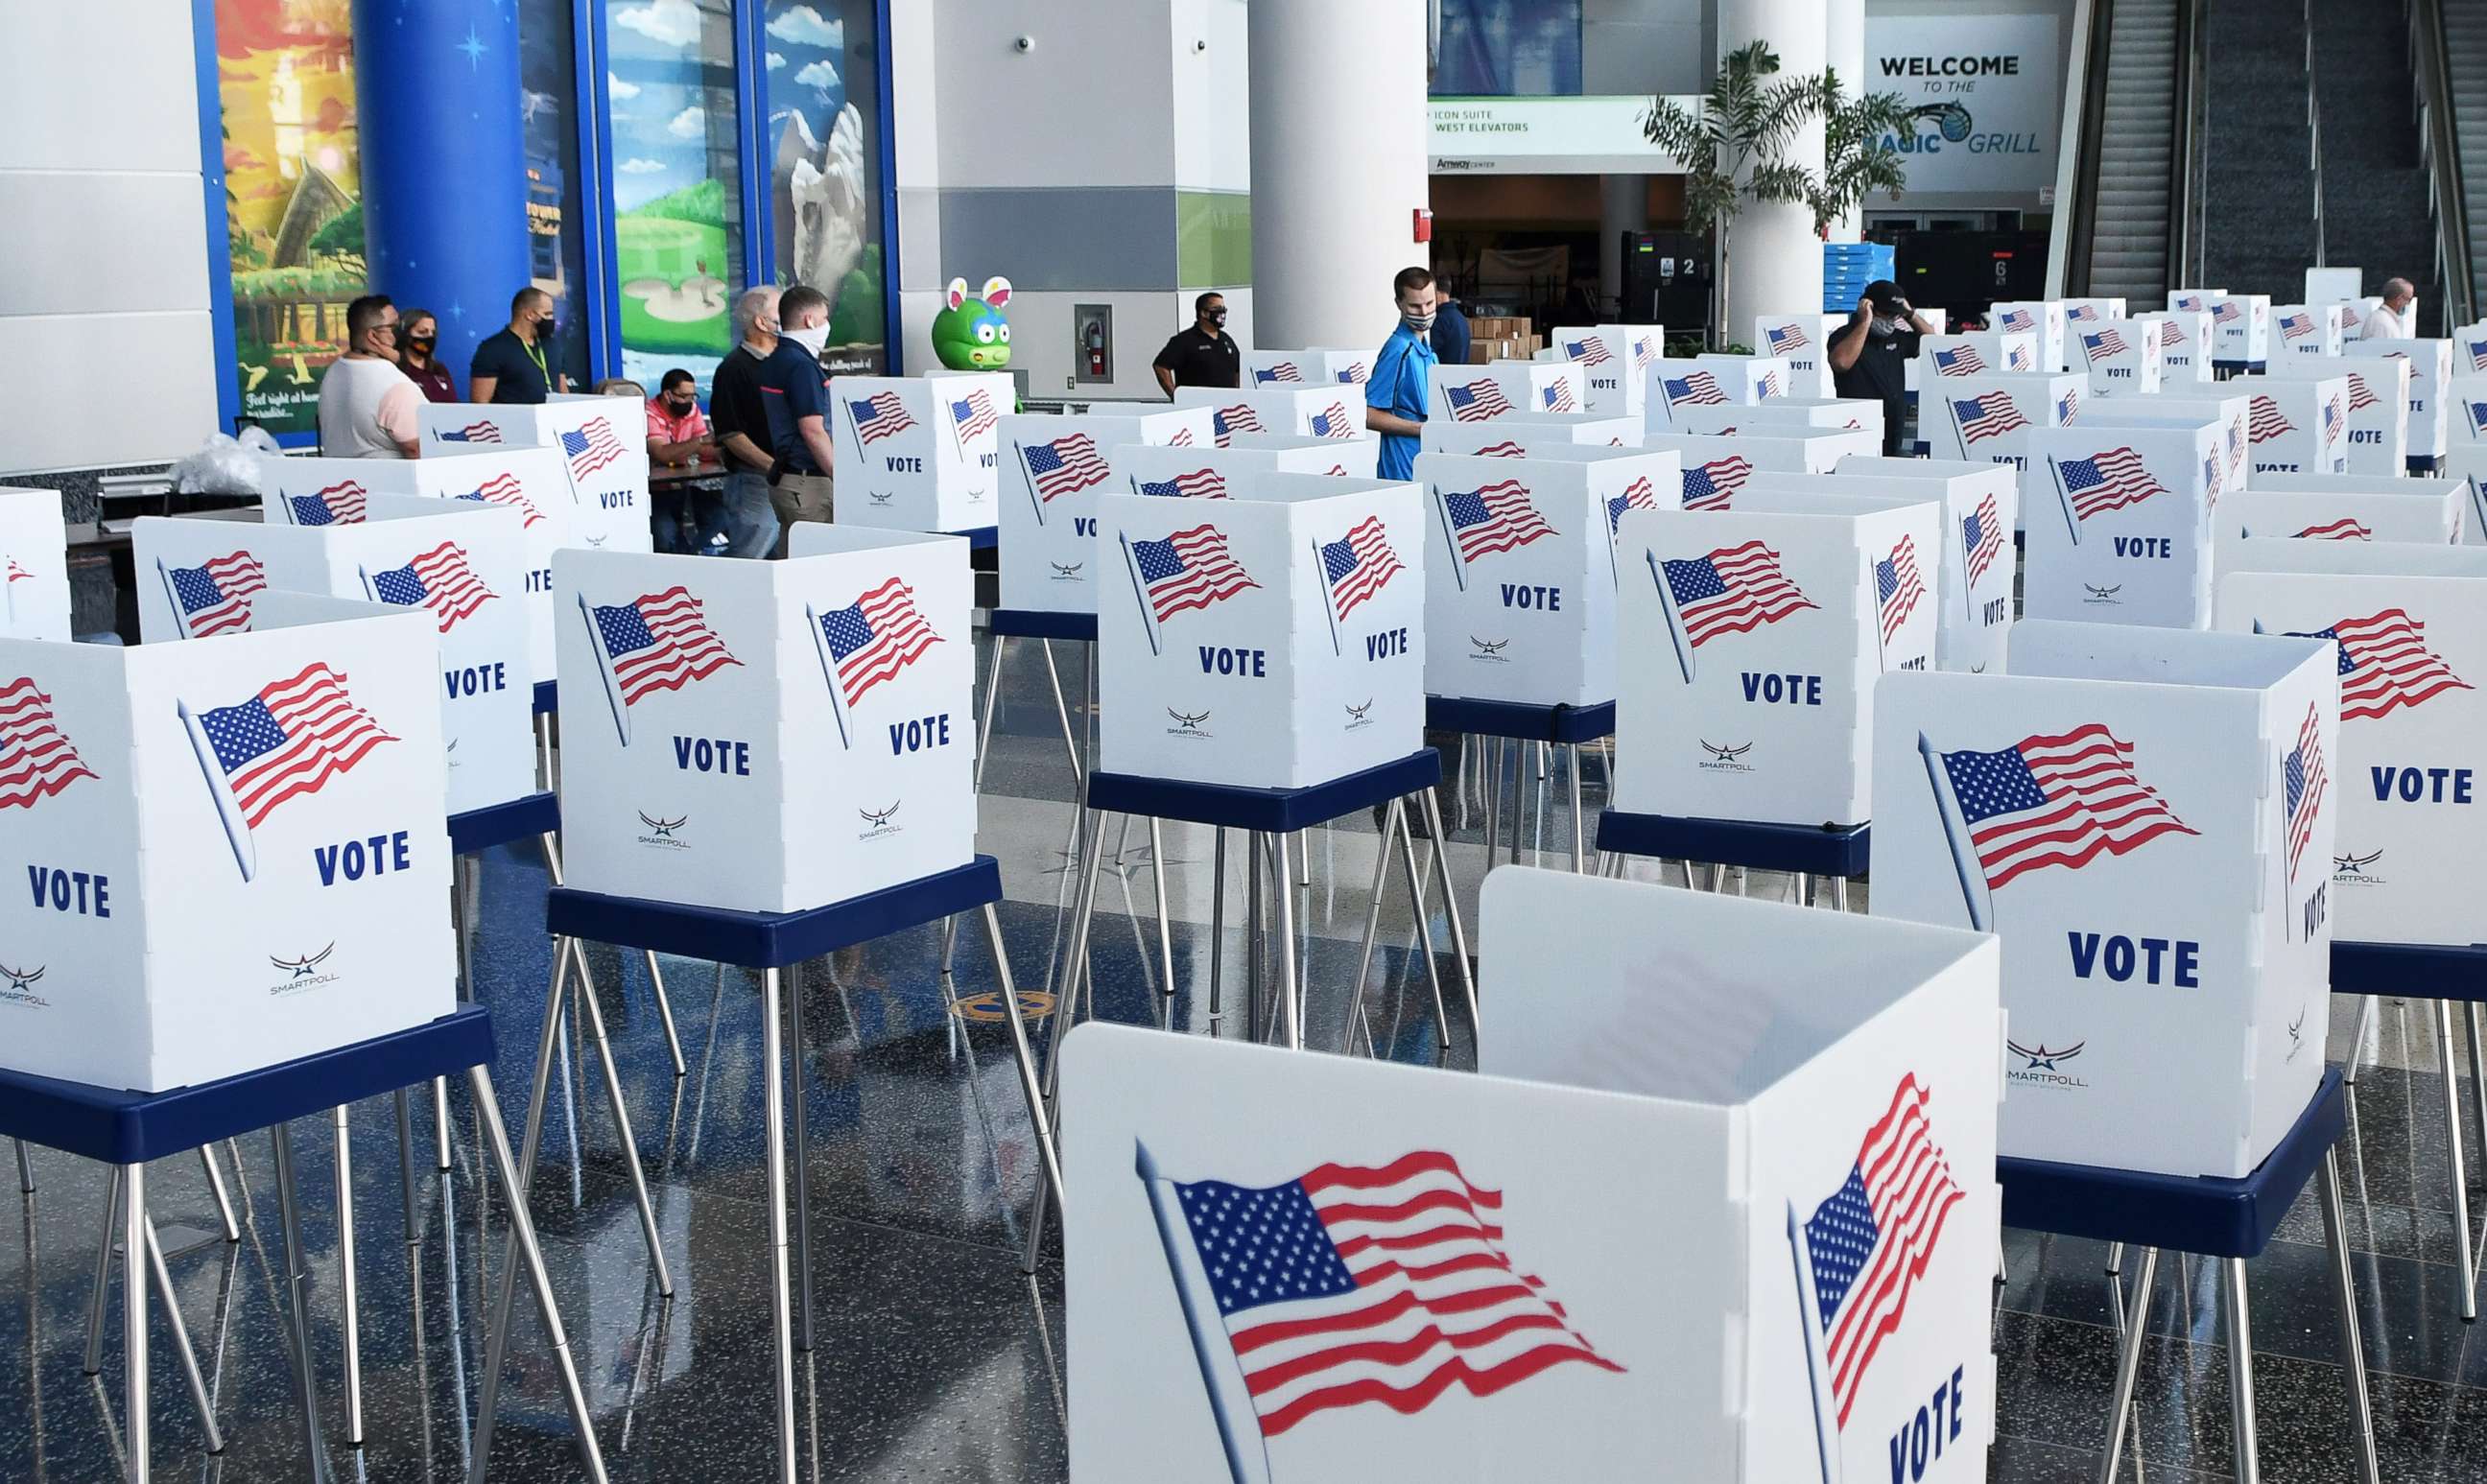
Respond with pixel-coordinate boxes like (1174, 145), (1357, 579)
(1217, 435), (1374, 473)
(830, 373), (1014, 533)
(1613, 493), (1939, 829)
(1753, 313), (1841, 398)
(2216, 543), (2487, 946)
(2346, 338), (2453, 459)
(996, 408), (1217, 615)
(1988, 302), (2067, 370)
(2141, 312), (2215, 387)
(2075, 319), (2164, 396)
(533, 395), (656, 551)
(1418, 414), (1643, 454)
(415, 401), (527, 455)
(0, 488), (69, 642)
(1243, 349), (1369, 389)
(1671, 399), (1886, 448)
(1411, 452), (1672, 708)
(2021, 425), (2220, 630)
(2256, 469), (2473, 534)
(2431, 446), (2487, 542)
(133, 499), (535, 814)
(1646, 357), (1753, 432)
(1873, 622), (2336, 1176)
(555, 532), (973, 914)
(2251, 358), (2410, 477)
(1063, 874), (2001, 1484)
(1097, 478), (1424, 789)
(1547, 324), (1660, 417)
(0, 597), (452, 1092)
(2203, 293), (2274, 365)
(1116, 441), (1358, 497)
(1921, 333), (2040, 381)
(1421, 362), (1585, 425)
(1172, 385), (1369, 448)
(256, 453), (419, 528)
(1695, 354), (1795, 403)
(2334, 298), (2384, 341)
(2090, 392), (2252, 498)
(1760, 457), (2019, 675)
(1307, 346), (1376, 386)
(2239, 378), (2350, 476)
(2273, 304), (2346, 358)
(2220, 487), (2462, 546)
(1922, 375), (2086, 485)
(2062, 297), (2129, 328)
(407, 445), (582, 686)
(1635, 432), (1849, 508)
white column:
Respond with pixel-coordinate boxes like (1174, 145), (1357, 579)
(1717, 0), (1827, 343)
(1826, 0), (1866, 242)
(1248, 0), (1430, 352)
(1600, 175), (1650, 316)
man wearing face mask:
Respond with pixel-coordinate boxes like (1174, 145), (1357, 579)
(1829, 280), (1935, 457)
(318, 294), (423, 459)
(707, 287), (786, 559)
(1365, 267), (1440, 482)
(757, 282), (841, 556)
(647, 368), (719, 554)
(1152, 293), (1240, 394)
(468, 287), (567, 405)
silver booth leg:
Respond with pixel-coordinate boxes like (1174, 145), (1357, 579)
(2438, 998), (2479, 1320)
(2096, 1245), (2159, 1484)
(121, 1161), (147, 1484)
(2221, 1256), (2261, 1484)
(2319, 1149), (2381, 1484)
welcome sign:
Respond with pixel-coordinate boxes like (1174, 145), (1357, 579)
(1868, 12), (2058, 194)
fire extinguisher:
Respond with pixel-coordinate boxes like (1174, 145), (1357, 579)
(1084, 318), (1107, 378)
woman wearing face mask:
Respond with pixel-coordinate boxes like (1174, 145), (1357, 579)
(397, 309), (458, 403)
(1829, 279), (1937, 457)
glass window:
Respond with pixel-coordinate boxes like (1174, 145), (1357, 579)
(1433, 0), (1583, 98)
(517, 0), (591, 389)
(607, 0), (745, 392)
(762, 0), (889, 374)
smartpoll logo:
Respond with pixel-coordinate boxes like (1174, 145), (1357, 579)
(2333, 848), (2385, 885)
(1697, 739), (1756, 774)
(0, 960), (49, 1009)
(2286, 1008), (2309, 1063)
(1164, 706), (1212, 740)
(1468, 634), (1511, 664)
(1341, 698), (1375, 732)
(634, 810), (690, 851)
(856, 800), (903, 841)
(2082, 583), (2124, 606)
(265, 942), (342, 999)
(2004, 1037), (2089, 1091)
(1049, 561), (1085, 582)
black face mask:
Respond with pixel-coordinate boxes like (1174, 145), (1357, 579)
(1204, 309), (1227, 328)
(408, 336), (436, 355)
(533, 317), (557, 344)
(664, 397), (696, 416)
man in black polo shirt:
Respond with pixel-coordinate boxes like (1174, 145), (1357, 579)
(706, 286), (785, 558)
(468, 287), (564, 405)
(757, 283), (841, 556)
(1152, 293), (1240, 394)
(1829, 280), (1936, 457)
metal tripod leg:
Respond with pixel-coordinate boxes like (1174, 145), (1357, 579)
(1272, 833), (1303, 1050)
(760, 967), (797, 1484)
(1417, 789), (1480, 1037)
(200, 1144), (239, 1243)
(2318, 1150), (2380, 1484)
(142, 1214), (225, 1454)
(980, 903), (1066, 1217)
(1148, 820), (1176, 1029)
(974, 632), (1008, 791)
(1341, 798), (1405, 1055)
(2441, 999), (2478, 1320)
(643, 951), (687, 1077)
(1023, 808), (1110, 1273)
(1389, 796), (1454, 1064)
(2097, 1245), (2157, 1484)
(2343, 994), (2378, 1085)
(789, 965), (816, 1354)
(2222, 1256), (2261, 1484)
(1568, 742), (1587, 872)
(333, 1106), (364, 1446)
(120, 1161), (147, 1484)
(270, 1125), (333, 1484)
(1206, 829), (1228, 1037)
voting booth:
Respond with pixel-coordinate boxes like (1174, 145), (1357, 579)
(2220, 485), (2462, 546)
(2252, 358), (2409, 476)
(996, 408), (1218, 615)
(1421, 362), (1586, 425)
(2256, 471), (2475, 541)
(1671, 401), (1886, 453)
(2021, 425), (2220, 629)
(1063, 868), (2001, 1484)
(2142, 312), (2215, 387)
(1413, 450), (1676, 708)
(1419, 414), (1642, 455)
(2349, 338), (2456, 461)
(1612, 492), (1940, 829)
(2274, 305), (2346, 358)
(1243, 348), (1370, 389)
(1547, 324), (1661, 417)
(827, 372), (1014, 532)
(2061, 296), (2129, 328)
(2239, 380), (2350, 476)
(553, 531), (973, 913)
(1096, 477), (1425, 789)
(1637, 430), (1865, 507)
(0, 487), (68, 642)
(407, 448), (573, 684)
(0, 595), (452, 1091)
(2075, 319), (2163, 396)
(1172, 386), (1370, 448)
(1988, 302), (2067, 370)
(1921, 333), (2039, 380)
(1116, 440), (1360, 498)
(414, 397), (652, 552)
(2215, 542), (2487, 946)
(2203, 293), (2273, 366)
(134, 498), (535, 813)
(1751, 458), (2018, 676)
(1753, 313), (1841, 398)
(2086, 392), (2251, 500)
(1923, 373), (2086, 469)
(2429, 447), (2487, 541)
(1646, 357), (1779, 430)
(1871, 621), (2336, 1177)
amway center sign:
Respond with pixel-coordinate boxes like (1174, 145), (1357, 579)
(1867, 12), (2059, 195)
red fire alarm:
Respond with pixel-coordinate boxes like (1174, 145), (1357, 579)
(1412, 207), (1433, 244)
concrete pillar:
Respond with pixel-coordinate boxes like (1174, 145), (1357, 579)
(1599, 175), (1650, 317)
(1826, 0), (1867, 241)
(1248, 0), (1429, 352)
(1717, 0), (1827, 344)
(350, 0), (533, 383)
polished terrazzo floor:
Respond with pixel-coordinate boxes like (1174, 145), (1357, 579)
(7, 637), (2487, 1482)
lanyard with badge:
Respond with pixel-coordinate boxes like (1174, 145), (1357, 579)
(520, 334), (550, 387)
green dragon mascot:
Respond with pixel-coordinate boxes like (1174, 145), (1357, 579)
(930, 275), (1012, 370)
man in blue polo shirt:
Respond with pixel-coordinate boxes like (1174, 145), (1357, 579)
(1364, 267), (1439, 480)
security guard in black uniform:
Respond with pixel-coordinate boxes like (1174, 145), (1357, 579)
(1152, 292), (1242, 394)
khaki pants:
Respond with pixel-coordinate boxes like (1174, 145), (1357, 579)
(769, 472), (834, 557)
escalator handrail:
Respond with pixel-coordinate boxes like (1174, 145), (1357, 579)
(2170, 0), (2206, 291)
(2047, 0), (2106, 298)
(2411, 0), (2476, 329)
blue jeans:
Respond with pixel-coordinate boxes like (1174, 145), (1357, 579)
(652, 487), (725, 554)
(721, 469), (780, 559)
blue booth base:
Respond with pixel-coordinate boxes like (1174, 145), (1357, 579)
(1087, 749), (1442, 835)
(988, 608), (1097, 642)
(449, 789), (559, 856)
(2332, 940), (2487, 1001)
(1596, 809), (1869, 877)
(959, 526), (998, 551)
(2408, 456), (2442, 475)
(1425, 696), (1614, 745)
(533, 678), (557, 717)
(547, 856), (1003, 969)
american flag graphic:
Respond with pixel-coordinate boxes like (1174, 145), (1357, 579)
(1804, 1076), (1966, 1427)
(1931, 345), (1986, 377)
(849, 391), (917, 444)
(2175, 294), (2206, 313)
(1681, 456), (1752, 511)
(1660, 541), (1816, 646)
(560, 417), (627, 480)
(2345, 373), (2380, 412)
(1938, 724), (2196, 890)
(1137, 468), (1229, 500)
(1339, 361), (1370, 385)
(1259, 362), (1305, 383)
(591, 587), (743, 706)
(2293, 519), (2371, 541)
(2205, 453), (2223, 506)
(1564, 337), (1612, 365)
(1168, 427), (1196, 446)
(2214, 300), (2241, 324)
(2056, 389), (2081, 425)
(3, 557), (26, 585)
(1134, 525), (1257, 621)
(1765, 323), (1812, 356)
(370, 541), (497, 633)
(1475, 440), (1527, 458)
(196, 664), (396, 829)
(437, 419), (502, 444)
(1962, 494), (2005, 590)
(2000, 309), (2035, 334)
(1023, 434), (1110, 501)
(1633, 338), (1656, 367)
(2279, 313), (2313, 342)
(2341, 303), (2363, 329)
(1310, 402), (1359, 439)
(819, 578), (941, 708)
(0, 677), (99, 810)
(1953, 392), (2030, 443)
(2158, 318), (2187, 348)
(1155, 1149), (1622, 1439)
(2473, 401), (2487, 437)
(456, 472), (545, 528)
(2285, 701), (2328, 885)
(949, 389), (1000, 442)
(2247, 395), (2296, 443)
(168, 551), (267, 637)
(1876, 538), (1928, 643)
(1321, 517), (1406, 619)
(2469, 340), (2487, 372)
(288, 480), (367, 527)
(2058, 447), (2167, 521)
(1605, 476), (1662, 535)
(2287, 610), (2472, 720)
(2067, 303), (2099, 322)
(2081, 329), (2128, 363)
(1759, 370), (1784, 399)
(1541, 381), (1576, 413)
(2322, 394), (2344, 447)
(1446, 380), (1513, 422)
(1443, 480), (1557, 563)
(1663, 371), (1728, 407)
(1211, 403), (1263, 448)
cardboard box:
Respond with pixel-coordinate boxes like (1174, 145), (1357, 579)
(2141, 312), (2215, 387)
(1422, 362), (1585, 425)
(2347, 338), (2455, 459)
(1062, 871), (2001, 1483)
(554, 532), (974, 912)
(1413, 450), (1676, 707)
(1242, 349), (1369, 389)
(2216, 543), (2487, 945)
(2074, 318), (2164, 397)
(1871, 621), (2336, 1175)
(1921, 333), (2041, 381)
(1096, 476), (1425, 789)
(1988, 302), (2068, 370)
(1420, 413), (1643, 454)
(996, 408), (1218, 615)
(2273, 304), (2346, 358)
(0, 487), (69, 642)
(1547, 324), (1662, 419)
(2218, 485), (2462, 546)
(0, 595), (452, 1091)
(829, 372), (1015, 533)
(2021, 424), (2221, 629)
(1671, 398), (1885, 448)
(135, 498), (534, 814)
(1612, 492), (1940, 828)
(2083, 393), (2252, 501)
(1172, 385), (1370, 448)
(2238, 378), (2350, 476)
(2250, 358), (2409, 476)
(1752, 313), (1843, 398)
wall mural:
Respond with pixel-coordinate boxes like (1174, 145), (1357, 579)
(764, 0), (888, 375)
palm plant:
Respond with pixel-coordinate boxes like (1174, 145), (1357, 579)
(1812, 71), (1916, 236)
(1642, 42), (1822, 338)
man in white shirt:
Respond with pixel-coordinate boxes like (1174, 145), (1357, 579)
(2361, 277), (2417, 341)
(317, 295), (423, 458)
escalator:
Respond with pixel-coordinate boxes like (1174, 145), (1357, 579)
(2079, 0), (2184, 303)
